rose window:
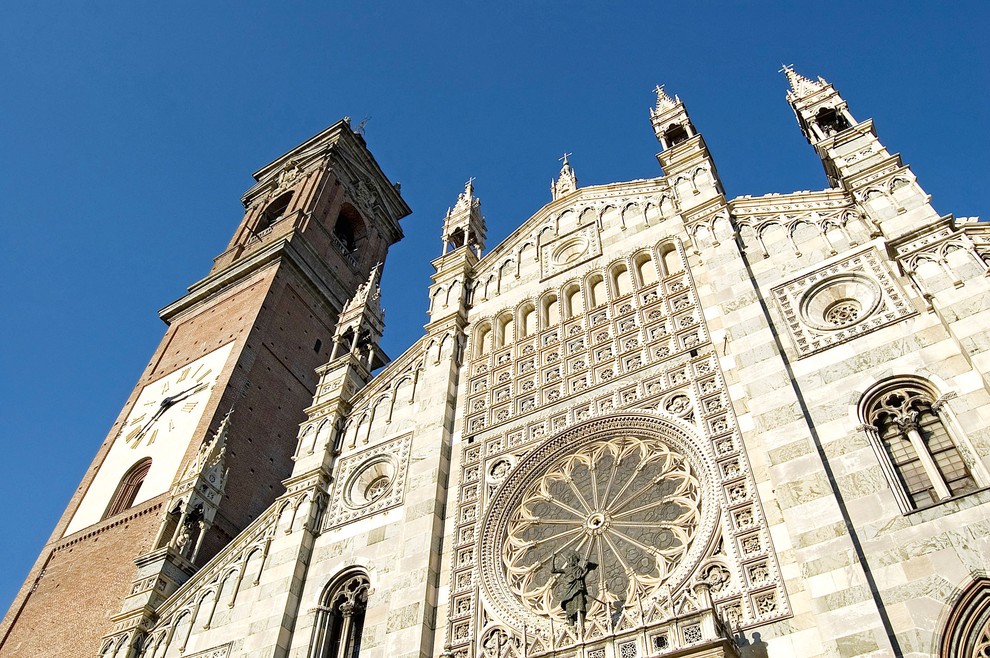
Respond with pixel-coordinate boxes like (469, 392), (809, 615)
(500, 436), (701, 623)
(345, 456), (396, 508)
(824, 299), (861, 327)
(798, 273), (880, 331)
(364, 476), (392, 502)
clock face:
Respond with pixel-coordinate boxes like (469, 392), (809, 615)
(64, 342), (235, 535)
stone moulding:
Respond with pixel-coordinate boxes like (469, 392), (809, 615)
(185, 643), (231, 658)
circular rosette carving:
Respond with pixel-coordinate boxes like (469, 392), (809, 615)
(500, 434), (701, 623)
(798, 273), (881, 331)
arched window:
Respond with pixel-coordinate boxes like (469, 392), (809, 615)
(663, 123), (689, 147)
(448, 227), (466, 250)
(333, 204), (365, 253)
(257, 192), (293, 231)
(939, 577), (990, 658)
(495, 312), (514, 348)
(860, 379), (982, 511)
(814, 106), (850, 137)
(660, 243), (683, 275)
(475, 322), (492, 357)
(310, 571), (370, 658)
(611, 264), (632, 298)
(562, 283), (583, 319)
(587, 274), (606, 307)
(541, 294), (560, 328)
(103, 458), (152, 519)
(634, 252), (658, 287)
(518, 303), (536, 338)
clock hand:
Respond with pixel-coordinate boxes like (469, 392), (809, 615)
(129, 383), (207, 445)
(162, 382), (208, 406)
(130, 404), (169, 444)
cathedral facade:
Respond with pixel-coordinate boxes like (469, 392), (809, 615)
(4, 69), (990, 658)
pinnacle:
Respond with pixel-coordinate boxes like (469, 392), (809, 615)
(453, 178), (478, 212)
(781, 65), (825, 98)
(652, 85), (679, 115)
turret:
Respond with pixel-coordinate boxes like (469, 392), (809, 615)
(650, 85), (725, 212)
(442, 179), (486, 257)
(784, 66), (938, 240)
(429, 182), (485, 331)
(328, 264), (388, 372)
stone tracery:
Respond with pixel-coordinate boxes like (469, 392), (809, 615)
(502, 435), (701, 624)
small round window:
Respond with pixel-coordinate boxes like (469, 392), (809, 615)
(552, 237), (589, 265)
(345, 457), (397, 508)
(799, 274), (880, 331)
(823, 299), (862, 327)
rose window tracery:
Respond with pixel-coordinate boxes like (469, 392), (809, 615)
(823, 299), (861, 327)
(364, 476), (392, 502)
(500, 436), (701, 623)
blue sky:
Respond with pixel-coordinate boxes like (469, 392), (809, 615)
(1, 2), (987, 617)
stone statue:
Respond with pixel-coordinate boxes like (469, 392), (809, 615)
(552, 550), (598, 625)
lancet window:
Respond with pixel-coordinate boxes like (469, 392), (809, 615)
(860, 378), (982, 511)
(310, 571), (371, 658)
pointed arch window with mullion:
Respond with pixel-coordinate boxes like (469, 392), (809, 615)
(862, 380), (984, 511)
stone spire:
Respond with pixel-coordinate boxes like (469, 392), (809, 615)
(442, 179), (486, 257)
(782, 65), (826, 100)
(329, 264), (388, 370)
(343, 263), (384, 321)
(181, 408), (232, 482)
(651, 84), (678, 117)
(551, 153), (578, 200)
(783, 67), (856, 147)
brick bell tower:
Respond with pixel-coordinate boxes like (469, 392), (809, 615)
(0, 120), (411, 657)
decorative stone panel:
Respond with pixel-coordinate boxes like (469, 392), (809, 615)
(771, 247), (915, 356)
(325, 434), (412, 528)
(541, 225), (603, 280)
(186, 645), (232, 658)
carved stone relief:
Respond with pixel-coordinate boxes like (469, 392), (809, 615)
(325, 434), (412, 528)
(771, 247), (916, 356)
(541, 225), (603, 280)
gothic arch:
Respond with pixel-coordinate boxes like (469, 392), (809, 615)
(297, 424), (316, 457)
(938, 576), (990, 657)
(858, 376), (984, 511)
(309, 569), (372, 658)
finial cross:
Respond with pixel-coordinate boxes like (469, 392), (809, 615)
(778, 63), (794, 74)
(559, 152), (572, 164)
(654, 84), (665, 96)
